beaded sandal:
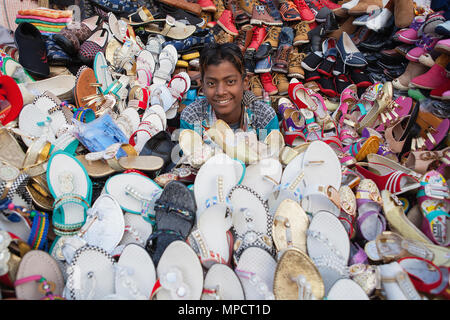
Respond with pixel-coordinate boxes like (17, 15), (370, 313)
(306, 210), (350, 295)
(46, 151), (92, 237)
(228, 184), (274, 261)
(151, 240), (203, 300)
(113, 243), (156, 300)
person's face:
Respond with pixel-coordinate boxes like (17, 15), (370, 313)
(202, 60), (249, 123)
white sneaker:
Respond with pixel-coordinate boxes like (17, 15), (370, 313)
(366, 7), (393, 31)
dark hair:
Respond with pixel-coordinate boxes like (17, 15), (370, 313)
(199, 42), (245, 80)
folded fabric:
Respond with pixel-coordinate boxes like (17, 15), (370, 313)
(15, 18), (69, 26)
(18, 9), (72, 19)
(16, 15), (72, 23)
(34, 25), (65, 33)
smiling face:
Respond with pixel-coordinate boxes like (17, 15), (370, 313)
(202, 60), (249, 125)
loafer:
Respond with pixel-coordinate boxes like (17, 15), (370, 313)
(337, 31), (367, 67)
(14, 22), (50, 78)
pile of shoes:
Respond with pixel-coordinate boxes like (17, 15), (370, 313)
(0, 0), (449, 301)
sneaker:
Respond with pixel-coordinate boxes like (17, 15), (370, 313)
(255, 55), (273, 73)
(288, 50), (306, 79)
(198, 0), (217, 12)
(321, 0), (341, 10)
(260, 72), (279, 95)
(249, 74), (264, 97)
(301, 51), (323, 71)
(263, 25), (282, 49)
(234, 28), (253, 53)
(217, 9), (239, 35)
(272, 72), (290, 95)
(279, 26), (295, 46)
(239, 0), (260, 16)
(293, 21), (310, 46)
(279, 1), (302, 22)
(273, 44), (292, 73)
(306, 0), (332, 23)
(250, 4), (283, 25)
(244, 50), (256, 73)
(259, 0), (283, 21)
(293, 0), (316, 23)
(213, 0), (225, 20)
(255, 42), (272, 60)
(246, 26), (267, 51)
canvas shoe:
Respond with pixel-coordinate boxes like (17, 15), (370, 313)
(260, 72), (279, 95)
(250, 5), (283, 25)
(293, 0), (316, 22)
(279, 1), (302, 22)
(217, 9), (239, 35)
(246, 26), (267, 51)
(255, 55), (273, 73)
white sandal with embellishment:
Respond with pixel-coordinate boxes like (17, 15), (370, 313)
(201, 264), (245, 300)
(306, 210), (350, 295)
(152, 240), (203, 300)
(235, 247), (276, 300)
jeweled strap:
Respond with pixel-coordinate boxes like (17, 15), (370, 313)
(27, 210), (50, 251)
(53, 193), (90, 211)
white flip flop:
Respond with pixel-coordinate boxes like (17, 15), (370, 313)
(168, 71), (191, 101)
(187, 203), (233, 268)
(104, 172), (162, 224)
(240, 158), (282, 201)
(115, 243), (156, 300)
(78, 194), (125, 254)
(94, 52), (114, 94)
(228, 184), (274, 260)
(306, 210), (350, 295)
(379, 262), (422, 300)
(235, 247), (276, 300)
(119, 212), (153, 248)
(194, 153), (245, 219)
(153, 240), (203, 300)
(202, 264), (245, 300)
(116, 107), (140, 138)
(326, 278), (370, 300)
(65, 245), (116, 300)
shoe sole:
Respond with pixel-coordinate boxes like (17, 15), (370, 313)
(410, 82), (435, 90)
(434, 43), (450, 55)
(250, 19), (283, 26)
(287, 72), (305, 79)
(217, 20), (239, 36)
(272, 67), (288, 73)
(293, 39), (310, 46)
(254, 68), (272, 73)
(301, 61), (319, 72)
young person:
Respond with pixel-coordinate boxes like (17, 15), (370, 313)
(180, 42), (279, 139)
